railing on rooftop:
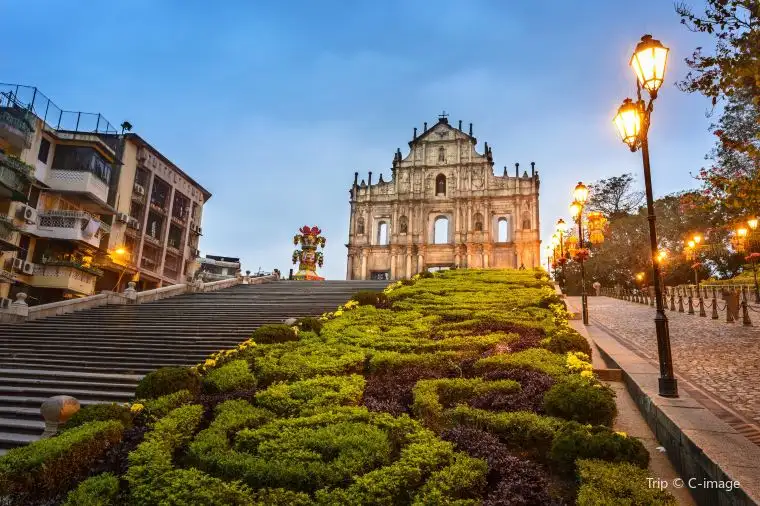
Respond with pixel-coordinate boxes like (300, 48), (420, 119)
(0, 83), (119, 153)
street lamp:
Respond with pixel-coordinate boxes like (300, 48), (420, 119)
(686, 234), (703, 292)
(740, 221), (760, 303)
(110, 247), (132, 291)
(570, 181), (589, 325)
(612, 34), (678, 398)
(556, 218), (568, 290)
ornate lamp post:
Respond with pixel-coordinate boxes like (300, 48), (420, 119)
(570, 181), (590, 325)
(556, 218), (568, 290)
(612, 34), (678, 398)
(686, 234), (702, 292)
(747, 218), (760, 303)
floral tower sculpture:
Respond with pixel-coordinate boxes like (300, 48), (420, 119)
(292, 225), (326, 280)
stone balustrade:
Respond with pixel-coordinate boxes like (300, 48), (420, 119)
(0, 274), (277, 323)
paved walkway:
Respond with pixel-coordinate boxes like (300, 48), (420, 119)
(571, 296), (760, 432)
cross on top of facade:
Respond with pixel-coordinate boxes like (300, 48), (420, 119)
(438, 111), (449, 120)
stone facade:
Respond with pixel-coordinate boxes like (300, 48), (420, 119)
(346, 116), (541, 280)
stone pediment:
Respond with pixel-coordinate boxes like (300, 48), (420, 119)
(408, 118), (476, 147)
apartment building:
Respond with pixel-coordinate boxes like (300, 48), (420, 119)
(197, 255), (241, 281)
(0, 84), (210, 305)
(98, 134), (210, 292)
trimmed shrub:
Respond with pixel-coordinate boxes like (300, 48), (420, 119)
(549, 423), (649, 474)
(448, 405), (563, 458)
(63, 472), (119, 506)
(203, 359), (257, 394)
(475, 348), (568, 378)
(126, 404), (204, 503)
(0, 420), (123, 501)
(254, 488), (312, 505)
(139, 467), (254, 505)
(472, 368), (556, 413)
(412, 378), (520, 430)
(351, 290), (390, 308)
(442, 426), (557, 506)
(255, 374), (365, 417)
(541, 327), (593, 356)
(543, 376), (617, 426)
(251, 342), (366, 386)
(143, 389), (194, 418)
(135, 366), (200, 399)
(251, 324), (298, 344)
(295, 316), (323, 335)
(577, 459), (676, 505)
(63, 403), (133, 431)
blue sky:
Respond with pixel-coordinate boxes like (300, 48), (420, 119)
(1, 1), (715, 279)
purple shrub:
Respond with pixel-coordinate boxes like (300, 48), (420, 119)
(363, 367), (452, 416)
(441, 427), (556, 506)
(469, 369), (555, 413)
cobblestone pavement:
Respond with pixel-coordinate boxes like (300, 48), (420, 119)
(580, 296), (760, 427)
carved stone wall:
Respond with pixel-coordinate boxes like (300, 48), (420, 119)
(346, 117), (541, 280)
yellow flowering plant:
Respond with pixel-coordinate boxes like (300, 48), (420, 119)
(130, 403), (145, 414)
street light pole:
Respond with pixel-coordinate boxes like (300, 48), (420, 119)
(613, 34), (678, 398)
(577, 210), (589, 325)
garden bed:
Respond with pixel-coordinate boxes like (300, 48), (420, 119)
(0, 269), (675, 505)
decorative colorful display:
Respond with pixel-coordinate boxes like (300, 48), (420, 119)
(292, 225), (326, 280)
(565, 236), (579, 258)
(586, 212), (607, 245)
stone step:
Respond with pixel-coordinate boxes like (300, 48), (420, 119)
(0, 432), (38, 451)
(0, 396), (108, 408)
(0, 358), (192, 373)
(0, 417), (44, 433)
(0, 377), (137, 391)
(0, 386), (134, 401)
(0, 406), (40, 419)
(0, 368), (142, 382)
(1, 348), (213, 361)
(0, 362), (161, 375)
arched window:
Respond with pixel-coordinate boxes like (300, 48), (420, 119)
(435, 174), (446, 196)
(434, 216), (449, 244)
(497, 218), (509, 243)
(473, 212), (483, 232)
(399, 216), (408, 234)
(357, 217), (365, 235)
(438, 146), (446, 163)
(377, 221), (389, 245)
(522, 213), (531, 230)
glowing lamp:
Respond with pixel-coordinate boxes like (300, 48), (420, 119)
(636, 272), (644, 281)
(569, 201), (582, 219)
(748, 218), (758, 231)
(613, 98), (642, 150)
(687, 240), (695, 249)
(693, 234), (702, 244)
(114, 247), (127, 256)
(737, 227), (748, 238)
(630, 35), (669, 95)
(573, 182), (589, 205)
(556, 218), (566, 232)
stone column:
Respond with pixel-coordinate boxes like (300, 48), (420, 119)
(390, 246), (398, 279)
(483, 244), (492, 268)
(360, 250), (368, 280)
(406, 251), (412, 278)
(346, 252), (354, 280)
(417, 246), (425, 274)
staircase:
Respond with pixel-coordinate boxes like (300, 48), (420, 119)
(0, 280), (387, 453)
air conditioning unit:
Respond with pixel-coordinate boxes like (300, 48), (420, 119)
(116, 213), (129, 223)
(22, 261), (34, 275)
(15, 204), (37, 224)
(0, 298), (10, 309)
(12, 258), (24, 270)
(134, 184), (145, 196)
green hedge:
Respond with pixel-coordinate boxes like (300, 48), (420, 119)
(62, 403), (133, 431)
(543, 375), (617, 426)
(0, 420), (123, 500)
(254, 374), (365, 417)
(412, 377), (520, 431)
(474, 348), (568, 378)
(251, 324), (298, 344)
(63, 472), (120, 506)
(203, 359), (257, 394)
(135, 366), (200, 399)
(143, 389), (194, 418)
(577, 459), (676, 505)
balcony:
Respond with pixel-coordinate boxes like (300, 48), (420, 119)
(46, 170), (110, 213)
(0, 154), (33, 200)
(32, 210), (110, 249)
(30, 263), (99, 296)
(0, 108), (33, 150)
(0, 215), (20, 251)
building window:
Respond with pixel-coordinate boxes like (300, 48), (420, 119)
(438, 146), (446, 163)
(37, 138), (50, 164)
(497, 218), (509, 243)
(16, 235), (30, 262)
(434, 216), (449, 244)
(399, 215), (408, 234)
(357, 217), (365, 235)
(377, 221), (389, 245)
(473, 212), (483, 232)
(435, 174), (446, 196)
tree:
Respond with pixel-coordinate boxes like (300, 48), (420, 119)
(586, 173), (644, 219)
(677, 1), (759, 221)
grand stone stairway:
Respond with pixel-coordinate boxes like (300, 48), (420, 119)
(0, 280), (387, 452)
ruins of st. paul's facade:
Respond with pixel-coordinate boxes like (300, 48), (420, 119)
(346, 115), (541, 280)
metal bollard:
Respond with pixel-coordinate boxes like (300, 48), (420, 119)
(678, 291), (685, 312)
(711, 296), (719, 319)
(688, 293), (695, 314)
(699, 296), (706, 317)
(742, 287), (752, 326)
(670, 288), (676, 311)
